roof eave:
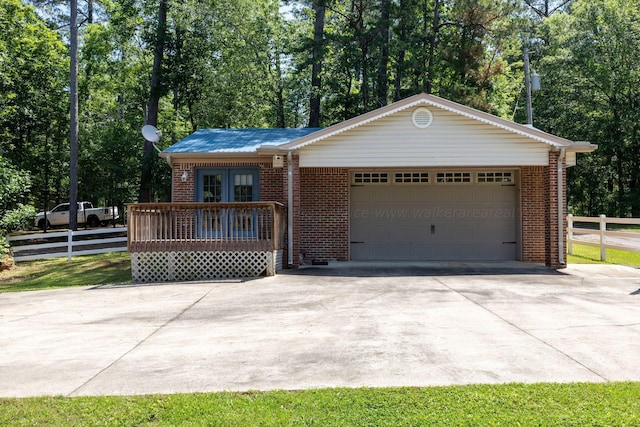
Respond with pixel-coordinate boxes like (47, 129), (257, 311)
(562, 142), (598, 153)
(280, 93), (578, 150)
(280, 95), (428, 150)
(160, 151), (270, 159)
(255, 144), (288, 155)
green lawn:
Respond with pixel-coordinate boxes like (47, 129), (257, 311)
(0, 252), (131, 293)
(2, 244), (638, 294)
(2, 252), (640, 425)
(1, 383), (639, 426)
(568, 243), (640, 267)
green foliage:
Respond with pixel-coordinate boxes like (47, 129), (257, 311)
(0, 203), (34, 266)
(1, 383), (640, 425)
(0, 0), (69, 210)
(0, 156), (35, 266)
(0, 156), (31, 213)
(1, 0), (638, 216)
(0, 204), (36, 233)
(534, 0), (640, 216)
(0, 235), (8, 264)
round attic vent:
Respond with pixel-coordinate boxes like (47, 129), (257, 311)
(412, 107), (433, 129)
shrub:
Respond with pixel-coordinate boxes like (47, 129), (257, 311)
(0, 233), (10, 269)
(1, 203), (36, 232)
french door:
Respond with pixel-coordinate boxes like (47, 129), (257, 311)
(195, 168), (259, 238)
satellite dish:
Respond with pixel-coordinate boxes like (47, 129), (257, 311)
(142, 125), (162, 143)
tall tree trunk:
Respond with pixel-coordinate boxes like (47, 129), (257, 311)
(275, 49), (286, 128)
(69, 0), (79, 230)
(615, 152), (625, 217)
(376, 0), (390, 107)
(394, 0), (407, 101)
(87, 0), (93, 24)
(426, 0), (441, 94)
(138, 0), (168, 203)
(308, 0), (326, 128)
(360, 43), (369, 111)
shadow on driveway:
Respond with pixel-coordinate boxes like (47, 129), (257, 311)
(284, 261), (562, 277)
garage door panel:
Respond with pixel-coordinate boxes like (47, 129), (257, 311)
(474, 186), (515, 203)
(431, 187), (459, 202)
(350, 171), (517, 261)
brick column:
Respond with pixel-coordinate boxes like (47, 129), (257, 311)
(283, 154), (301, 267)
(545, 151), (567, 268)
(521, 166), (546, 263)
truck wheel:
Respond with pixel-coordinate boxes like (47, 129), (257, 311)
(37, 219), (50, 229)
(87, 216), (100, 227)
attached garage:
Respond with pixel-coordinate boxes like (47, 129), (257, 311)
(281, 94), (595, 267)
(164, 92), (597, 275)
(350, 170), (518, 261)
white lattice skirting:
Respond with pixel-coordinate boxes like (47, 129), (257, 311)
(131, 250), (281, 283)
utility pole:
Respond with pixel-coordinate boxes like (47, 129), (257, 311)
(523, 45), (540, 127)
(524, 46), (533, 126)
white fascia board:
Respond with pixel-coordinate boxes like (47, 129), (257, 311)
(420, 98), (573, 148)
(281, 94), (577, 151)
(159, 152), (271, 162)
(563, 141), (598, 153)
(282, 99), (428, 150)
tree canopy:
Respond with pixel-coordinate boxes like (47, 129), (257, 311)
(0, 0), (638, 218)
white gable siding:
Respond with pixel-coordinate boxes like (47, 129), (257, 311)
(298, 107), (551, 167)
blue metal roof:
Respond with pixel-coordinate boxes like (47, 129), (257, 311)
(164, 128), (323, 153)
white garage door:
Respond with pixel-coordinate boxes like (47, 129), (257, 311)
(350, 171), (517, 261)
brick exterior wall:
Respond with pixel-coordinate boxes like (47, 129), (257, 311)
(172, 164), (195, 203)
(171, 160), (283, 204)
(545, 151), (567, 268)
(520, 153), (567, 268)
(521, 166), (546, 263)
(172, 157), (566, 268)
(299, 168), (350, 263)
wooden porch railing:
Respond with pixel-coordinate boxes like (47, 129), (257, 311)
(127, 202), (286, 253)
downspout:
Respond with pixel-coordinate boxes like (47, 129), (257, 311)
(287, 151), (294, 267)
(557, 148), (566, 265)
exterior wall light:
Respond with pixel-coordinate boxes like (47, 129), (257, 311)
(181, 170), (188, 182)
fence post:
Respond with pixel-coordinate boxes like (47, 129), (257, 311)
(567, 214), (573, 255)
(599, 214), (607, 261)
(67, 229), (73, 261)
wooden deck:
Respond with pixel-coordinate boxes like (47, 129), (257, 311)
(127, 202), (286, 253)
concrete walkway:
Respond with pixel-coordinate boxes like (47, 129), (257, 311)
(1, 263), (639, 397)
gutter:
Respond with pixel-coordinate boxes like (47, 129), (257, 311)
(287, 151), (293, 267)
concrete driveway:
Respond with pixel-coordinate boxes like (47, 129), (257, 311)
(1, 262), (640, 397)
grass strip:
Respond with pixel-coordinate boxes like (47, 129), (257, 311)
(2, 245), (639, 294)
(568, 243), (640, 267)
(1, 383), (639, 426)
(0, 252), (131, 292)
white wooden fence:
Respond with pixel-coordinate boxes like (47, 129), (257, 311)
(567, 215), (640, 261)
(7, 227), (128, 262)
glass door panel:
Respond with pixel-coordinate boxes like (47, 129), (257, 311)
(195, 168), (259, 239)
(203, 174), (223, 202)
(231, 172), (255, 237)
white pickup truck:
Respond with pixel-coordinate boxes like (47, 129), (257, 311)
(35, 202), (119, 229)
